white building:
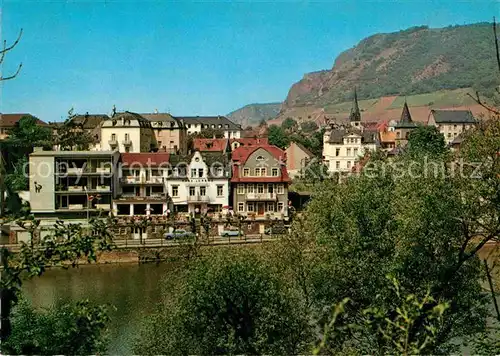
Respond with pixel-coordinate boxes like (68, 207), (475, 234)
(178, 115), (242, 139)
(167, 151), (230, 214)
(427, 109), (476, 145)
(322, 89), (378, 173)
(100, 111), (156, 153)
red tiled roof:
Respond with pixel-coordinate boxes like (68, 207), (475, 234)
(121, 153), (170, 166)
(231, 145), (291, 183)
(0, 113), (47, 127)
(230, 137), (268, 146)
(231, 144), (285, 163)
(193, 138), (228, 152)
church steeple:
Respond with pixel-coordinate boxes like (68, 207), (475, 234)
(349, 88), (361, 123)
(400, 99), (413, 124)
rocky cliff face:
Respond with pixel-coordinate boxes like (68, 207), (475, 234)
(280, 22), (498, 117)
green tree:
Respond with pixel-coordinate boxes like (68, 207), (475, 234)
(280, 143), (491, 353)
(267, 125), (290, 149)
(134, 250), (311, 355)
(300, 121), (319, 133)
(0, 216), (115, 351)
(281, 117), (298, 131)
(406, 125), (447, 157)
(3, 299), (109, 355)
(54, 118), (97, 151)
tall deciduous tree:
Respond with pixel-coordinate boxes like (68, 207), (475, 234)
(134, 250), (311, 355)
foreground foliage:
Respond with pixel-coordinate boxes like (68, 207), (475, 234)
(3, 299), (109, 355)
(134, 250), (312, 355)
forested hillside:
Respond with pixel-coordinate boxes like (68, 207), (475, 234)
(283, 23), (499, 110)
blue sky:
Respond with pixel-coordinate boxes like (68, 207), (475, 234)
(0, 0), (498, 122)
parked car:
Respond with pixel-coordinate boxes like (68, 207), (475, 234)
(264, 225), (289, 235)
(220, 227), (242, 237)
(164, 229), (195, 240)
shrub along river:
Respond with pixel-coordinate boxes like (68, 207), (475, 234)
(21, 245), (499, 355)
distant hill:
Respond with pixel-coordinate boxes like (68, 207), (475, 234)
(227, 103), (281, 127)
(267, 88), (492, 127)
(278, 22), (499, 122)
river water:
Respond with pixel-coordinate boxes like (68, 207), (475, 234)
(22, 262), (179, 355)
(20, 245), (499, 355)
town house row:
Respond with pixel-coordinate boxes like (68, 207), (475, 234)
(28, 142), (290, 220)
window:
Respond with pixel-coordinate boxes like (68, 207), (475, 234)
(255, 168), (261, 176)
(215, 167), (223, 177)
(189, 187), (196, 196)
(454, 124), (457, 129)
(336, 161), (340, 169)
(256, 155), (265, 161)
(347, 161), (351, 169)
(187, 124), (191, 128)
(247, 184), (254, 193)
(217, 185), (223, 196)
(353, 148), (358, 156)
(125, 133), (129, 141)
(198, 168), (204, 177)
(172, 185), (179, 197)
(200, 187), (206, 196)
(276, 184), (284, 194)
(268, 184), (274, 193)
(238, 203), (245, 212)
(111, 133), (116, 141)
(447, 133), (452, 138)
(336, 148), (340, 156)
(272, 168), (279, 176)
(277, 202), (284, 212)
(211, 124), (215, 128)
(170, 122), (175, 128)
(191, 168), (197, 178)
(257, 184), (264, 193)
(237, 184), (245, 194)
(247, 202), (254, 212)
(267, 203), (275, 212)
(261, 168), (267, 176)
(347, 148), (351, 156)
(243, 168), (250, 176)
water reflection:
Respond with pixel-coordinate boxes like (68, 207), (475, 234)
(22, 262), (178, 355)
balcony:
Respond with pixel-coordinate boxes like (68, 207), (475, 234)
(108, 138), (118, 147)
(122, 138), (132, 146)
(67, 167), (83, 174)
(68, 204), (84, 210)
(67, 186), (84, 192)
(96, 167), (111, 174)
(95, 204), (111, 210)
(117, 193), (167, 201)
(121, 176), (163, 184)
(245, 192), (277, 200)
(95, 185), (111, 192)
(187, 195), (210, 203)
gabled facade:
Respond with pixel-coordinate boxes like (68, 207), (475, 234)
(179, 116), (242, 139)
(100, 112), (156, 153)
(322, 90), (378, 174)
(394, 101), (418, 146)
(231, 145), (290, 219)
(322, 128), (378, 173)
(427, 109), (476, 144)
(285, 141), (314, 178)
(167, 151), (230, 214)
(141, 112), (187, 154)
